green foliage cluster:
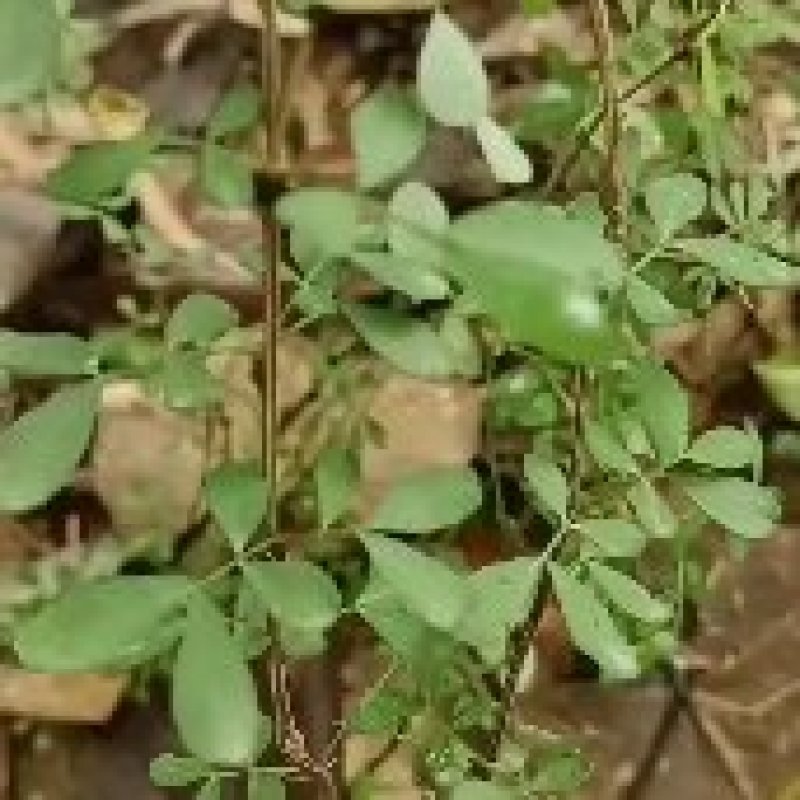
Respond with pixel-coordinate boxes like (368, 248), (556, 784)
(0, 0), (798, 796)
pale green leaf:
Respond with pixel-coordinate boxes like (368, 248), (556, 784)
(584, 420), (638, 475)
(47, 134), (159, 205)
(644, 173), (706, 236)
(587, 562), (671, 625)
(686, 426), (758, 469)
(458, 557), (541, 665)
(628, 360), (689, 466)
(172, 595), (260, 766)
(359, 533), (467, 632)
(446, 202), (625, 364)
(356, 579), (431, 659)
(524, 453), (568, 521)
(683, 477), (779, 540)
(150, 755), (209, 788)
(349, 685), (413, 736)
(0, 331), (93, 377)
(344, 303), (476, 379)
(200, 144), (254, 208)
(156, 352), (224, 411)
(549, 563), (639, 679)
(681, 237), (798, 287)
(275, 188), (362, 258)
(350, 251), (449, 302)
(208, 82), (261, 138)
(580, 519), (646, 559)
(369, 466), (482, 534)
(388, 181), (449, 266)
(352, 89), (426, 189)
(204, 461), (268, 553)
(315, 446), (359, 529)
(15, 576), (191, 672)
(627, 481), (676, 539)
(452, 781), (512, 800)
(0, 0), (60, 106)
(476, 117), (532, 185)
(244, 561), (341, 655)
(418, 12), (489, 127)
(627, 276), (686, 327)
(0, 380), (100, 513)
(167, 294), (239, 349)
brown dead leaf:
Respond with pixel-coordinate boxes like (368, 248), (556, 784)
(0, 667), (125, 724)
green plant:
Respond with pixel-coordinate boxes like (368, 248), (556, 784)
(0, 0), (797, 797)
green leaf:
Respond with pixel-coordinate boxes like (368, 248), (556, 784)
(172, 595), (260, 766)
(352, 89), (427, 189)
(549, 563), (639, 679)
(275, 188), (362, 259)
(627, 360), (689, 467)
(167, 294), (240, 349)
(0, 331), (93, 377)
(350, 251), (450, 302)
(580, 519), (646, 559)
(476, 117), (532, 185)
(200, 144), (254, 208)
(369, 466), (482, 534)
(587, 562), (671, 625)
(686, 426), (758, 469)
(388, 181), (449, 266)
(449, 201), (624, 291)
(527, 749), (590, 793)
(452, 780), (512, 800)
(360, 533), (467, 632)
(0, 0), (60, 106)
(344, 303), (475, 379)
(0, 380), (100, 513)
(446, 202), (624, 364)
(248, 773), (287, 800)
(350, 685), (412, 735)
(208, 82), (261, 138)
(47, 133), (159, 205)
(150, 755), (209, 788)
(243, 561), (342, 656)
(627, 276), (686, 327)
(15, 576), (191, 672)
(627, 481), (676, 539)
(418, 12), (489, 127)
(156, 352), (224, 411)
(681, 237), (798, 287)
(644, 173), (706, 236)
(584, 420), (638, 476)
(683, 477), (779, 540)
(524, 453), (568, 522)
(197, 778), (222, 800)
(356, 579), (431, 660)
(315, 446), (359, 530)
(205, 461), (268, 553)
(458, 557), (541, 665)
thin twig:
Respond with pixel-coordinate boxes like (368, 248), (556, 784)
(587, 0), (625, 239)
(544, 0), (731, 197)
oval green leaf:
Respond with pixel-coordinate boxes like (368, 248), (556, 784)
(0, 380), (100, 513)
(172, 595), (261, 766)
(15, 576), (191, 672)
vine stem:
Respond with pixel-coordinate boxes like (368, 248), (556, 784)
(255, 6), (344, 797)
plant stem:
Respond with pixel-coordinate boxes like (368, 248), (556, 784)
(543, 0), (731, 196)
